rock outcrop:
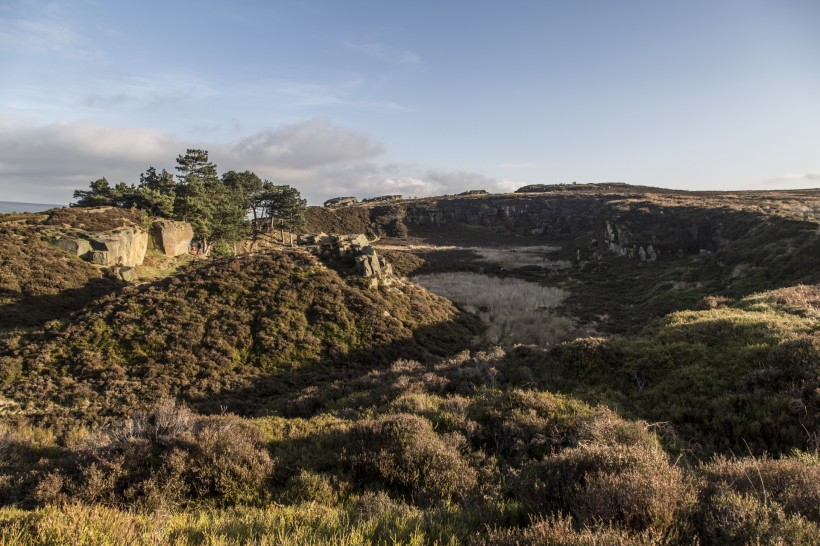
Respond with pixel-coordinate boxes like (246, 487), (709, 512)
(151, 220), (193, 256)
(324, 196), (358, 208)
(298, 232), (394, 287)
(86, 227), (148, 266)
(362, 195), (402, 204)
(46, 226), (149, 267)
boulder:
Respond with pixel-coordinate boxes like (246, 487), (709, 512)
(298, 232), (333, 246)
(355, 246), (382, 277)
(152, 220), (193, 257)
(86, 227), (148, 267)
(118, 267), (138, 282)
(335, 234), (369, 256)
(362, 195), (403, 204)
(49, 236), (92, 258)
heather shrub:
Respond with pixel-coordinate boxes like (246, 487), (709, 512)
(696, 491), (819, 546)
(3, 249), (479, 427)
(34, 401), (274, 509)
(279, 470), (343, 506)
(43, 207), (143, 231)
(485, 514), (671, 546)
(465, 389), (595, 463)
(699, 453), (820, 522)
(344, 413), (477, 502)
(0, 426), (31, 468)
(515, 411), (688, 531)
(352, 490), (404, 520)
(697, 294), (734, 310)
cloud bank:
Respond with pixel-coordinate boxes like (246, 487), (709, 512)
(0, 118), (507, 205)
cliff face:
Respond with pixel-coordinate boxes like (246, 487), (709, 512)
(308, 188), (820, 261)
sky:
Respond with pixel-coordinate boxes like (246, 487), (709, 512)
(1, 0), (819, 205)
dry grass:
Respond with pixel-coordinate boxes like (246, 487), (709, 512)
(376, 243), (570, 270)
(469, 246), (569, 270)
(413, 272), (574, 345)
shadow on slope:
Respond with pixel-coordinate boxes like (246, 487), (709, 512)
(0, 227), (122, 331)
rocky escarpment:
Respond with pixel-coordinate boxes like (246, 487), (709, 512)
(307, 186), (820, 262)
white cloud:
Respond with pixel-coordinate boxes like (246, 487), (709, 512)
(0, 118), (511, 205)
(320, 167), (509, 203)
(0, 119), (184, 202)
(231, 118), (383, 170)
(757, 172), (820, 189)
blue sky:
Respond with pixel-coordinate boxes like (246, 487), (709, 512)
(1, 0), (819, 204)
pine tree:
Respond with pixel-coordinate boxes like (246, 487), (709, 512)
(175, 149), (218, 182)
(262, 184), (306, 245)
(222, 170), (264, 220)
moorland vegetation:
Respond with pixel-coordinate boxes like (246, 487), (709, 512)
(0, 180), (818, 544)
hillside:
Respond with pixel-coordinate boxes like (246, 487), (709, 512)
(0, 225), (120, 331)
(0, 248), (479, 427)
(0, 207), (155, 331)
(1, 185), (819, 545)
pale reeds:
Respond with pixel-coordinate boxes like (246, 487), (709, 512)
(413, 272), (574, 345)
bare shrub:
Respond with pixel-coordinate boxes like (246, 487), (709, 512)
(468, 246), (565, 269)
(414, 272), (574, 345)
(345, 413), (477, 502)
